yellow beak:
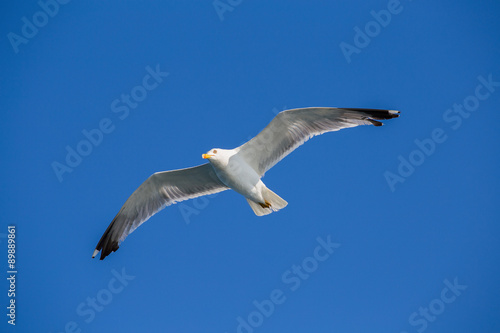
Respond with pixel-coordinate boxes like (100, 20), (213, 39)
(202, 154), (213, 159)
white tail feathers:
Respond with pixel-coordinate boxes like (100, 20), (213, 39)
(246, 187), (288, 216)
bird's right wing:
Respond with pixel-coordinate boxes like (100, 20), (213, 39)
(93, 163), (228, 260)
(236, 107), (400, 176)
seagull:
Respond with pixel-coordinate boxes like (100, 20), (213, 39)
(93, 107), (399, 259)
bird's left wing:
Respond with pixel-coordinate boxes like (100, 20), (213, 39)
(236, 107), (400, 176)
(93, 163), (228, 260)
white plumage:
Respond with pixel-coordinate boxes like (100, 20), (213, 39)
(93, 107), (399, 259)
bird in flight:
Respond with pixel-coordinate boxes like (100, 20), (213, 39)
(93, 107), (399, 260)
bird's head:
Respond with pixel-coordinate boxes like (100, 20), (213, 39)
(202, 148), (221, 160)
(202, 148), (233, 166)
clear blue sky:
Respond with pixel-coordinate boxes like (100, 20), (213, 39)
(1, 1), (499, 332)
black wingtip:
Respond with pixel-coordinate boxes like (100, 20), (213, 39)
(342, 108), (400, 120)
(93, 217), (121, 261)
(101, 242), (119, 260)
(93, 240), (119, 260)
(341, 108), (400, 126)
(92, 242), (119, 260)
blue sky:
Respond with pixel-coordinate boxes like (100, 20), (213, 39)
(1, 1), (500, 332)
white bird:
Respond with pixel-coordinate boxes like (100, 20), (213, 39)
(93, 107), (399, 259)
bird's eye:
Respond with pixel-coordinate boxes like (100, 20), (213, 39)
(213, 150), (217, 154)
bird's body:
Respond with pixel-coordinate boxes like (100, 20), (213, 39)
(207, 149), (258, 199)
(206, 148), (281, 210)
(93, 107), (400, 260)
(203, 148), (288, 216)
